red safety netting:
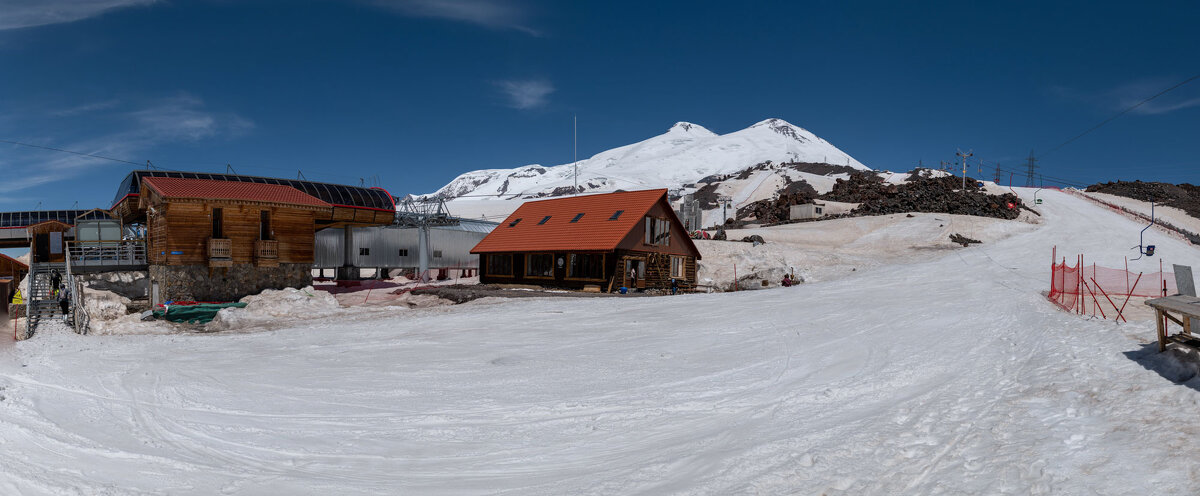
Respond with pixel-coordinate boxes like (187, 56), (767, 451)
(1049, 250), (1176, 321)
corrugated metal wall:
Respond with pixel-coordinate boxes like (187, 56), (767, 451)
(314, 223), (493, 269)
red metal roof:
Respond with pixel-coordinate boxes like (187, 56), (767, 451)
(143, 177), (331, 208)
(0, 253), (27, 270)
(471, 189), (698, 254)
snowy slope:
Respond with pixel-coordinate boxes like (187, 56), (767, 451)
(429, 118), (868, 200)
(5, 190), (1200, 494)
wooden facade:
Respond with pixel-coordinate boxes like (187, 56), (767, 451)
(26, 220), (72, 264)
(0, 254), (28, 312)
(475, 191), (701, 291)
(140, 185), (322, 268)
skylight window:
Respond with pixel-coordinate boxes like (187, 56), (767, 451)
(508, 218), (522, 227)
(538, 215), (552, 225)
(609, 210), (624, 221)
(570, 213), (585, 223)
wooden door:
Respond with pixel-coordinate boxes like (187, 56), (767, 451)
(34, 234), (49, 263)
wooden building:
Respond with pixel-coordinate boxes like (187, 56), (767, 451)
(138, 177), (354, 302)
(26, 220), (71, 264)
(471, 189), (701, 291)
(0, 253), (28, 314)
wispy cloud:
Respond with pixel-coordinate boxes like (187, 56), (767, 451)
(367, 0), (540, 36)
(0, 93), (254, 194)
(0, 0), (158, 31)
(52, 99), (121, 117)
(495, 79), (554, 110)
(1051, 78), (1200, 116)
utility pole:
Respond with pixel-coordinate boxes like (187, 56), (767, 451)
(956, 149), (973, 191)
(1024, 150), (1038, 187)
(939, 160), (951, 171)
(994, 163), (1002, 184)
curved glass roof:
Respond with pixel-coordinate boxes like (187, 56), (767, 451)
(113, 170), (397, 211)
(0, 210), (111, 229)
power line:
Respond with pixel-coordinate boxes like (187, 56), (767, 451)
(1044, 72), (1200, 156)
(0, 139), (143, 166)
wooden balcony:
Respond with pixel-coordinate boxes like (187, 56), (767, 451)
(255, 239), (279, 267)
(207, 238), (232, 268)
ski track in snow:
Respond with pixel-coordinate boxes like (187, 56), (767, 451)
(3, 189), (1200, 494)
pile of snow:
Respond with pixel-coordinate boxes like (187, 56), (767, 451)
(209, 286), (341, 331)
(83, 286), (173, 335)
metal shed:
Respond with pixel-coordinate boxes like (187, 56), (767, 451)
(314, 219), (497, 270)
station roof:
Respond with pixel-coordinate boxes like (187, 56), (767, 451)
(0, 209), (110, 229)
(113, 170), (396, 212)
(143, 177), (332, 208)
(471, 189), (698, 255)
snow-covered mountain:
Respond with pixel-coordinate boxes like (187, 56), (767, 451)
(427, 118), (869, 199)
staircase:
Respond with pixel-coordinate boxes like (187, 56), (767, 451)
(19, 262), (71, 339)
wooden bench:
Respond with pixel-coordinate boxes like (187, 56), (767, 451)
(1145, 295), (1200, 352)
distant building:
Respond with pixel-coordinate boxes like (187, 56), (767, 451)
(314, 219), (497, 276)
(471, 189), (701, 291)
(789, 203), (825, 220)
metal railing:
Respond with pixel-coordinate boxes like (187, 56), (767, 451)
(68, 240), (147, 269)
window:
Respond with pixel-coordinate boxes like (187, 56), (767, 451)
(671, 256), (686, 279)
(398, 249), (409, 257)
(508, 218), (522, 227)
(570, 213), (585, 223)
(815, 207), (823, 215)
(260, 210), (271, 240)
(525, 253), (553, 277)
(487, 254), (513, 275)
(433, 250), (443, 258)
(211, 207), (224, 238)
(568, 253), (605, 279)
(359, 248), (370, 256)
(538, 215), (552, 225)
(644, 217), (670, 246)
(609, 210), (624, 221)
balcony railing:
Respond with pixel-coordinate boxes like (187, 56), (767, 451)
(255, 239), (279, 267)
(67, 240), (147, 270)
(208, 238), (232, 268)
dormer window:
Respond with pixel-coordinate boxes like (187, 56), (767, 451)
(570, 213), (585, 223)
(538, 215), (552, 225)
(508, 218), (522, 227)
(609, 210), (624, 220)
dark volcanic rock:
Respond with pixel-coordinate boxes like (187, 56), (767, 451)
(1086, 180), (1200, 220)
(949, 233), (982, 247)
(822, 172), (1021, 220)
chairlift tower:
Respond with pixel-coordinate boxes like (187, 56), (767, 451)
(395, 196), (459, 282)
(956, 149), (974, 191)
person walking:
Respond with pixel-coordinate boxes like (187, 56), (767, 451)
(58, 283), (70, 323)
(50, 269), (62, 298)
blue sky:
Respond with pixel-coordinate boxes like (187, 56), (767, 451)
(1, 0), (1198, 213)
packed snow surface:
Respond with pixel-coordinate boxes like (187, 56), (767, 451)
(4, 189), (1200, 494)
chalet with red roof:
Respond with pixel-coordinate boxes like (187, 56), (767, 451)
(471, 189), (700, 291)
(138, 176), (384, 301)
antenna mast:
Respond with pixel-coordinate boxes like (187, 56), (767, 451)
(574, 115), (578, 196)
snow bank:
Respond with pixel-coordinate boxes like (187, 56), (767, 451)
(83, 286), (174, 335)
(208, 286), (341, 331)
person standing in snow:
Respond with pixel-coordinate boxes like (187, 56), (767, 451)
(781, 274), (792, 287)
(670, 278), (679, 295)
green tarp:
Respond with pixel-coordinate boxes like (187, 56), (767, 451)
(153, 303), (247, 324)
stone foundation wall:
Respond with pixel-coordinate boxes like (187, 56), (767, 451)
(150, 264), (312, 302)
(77, 271), (150, 301)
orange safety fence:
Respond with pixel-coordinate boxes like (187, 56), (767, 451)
(1049, 247), (1176, 322)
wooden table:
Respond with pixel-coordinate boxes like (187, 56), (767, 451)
(1145, 295), (1200, 352)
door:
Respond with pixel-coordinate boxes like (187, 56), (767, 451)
(554, 253), (567, 281)
(34, 234), (50, 263)
(624, 258), (646, 288)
